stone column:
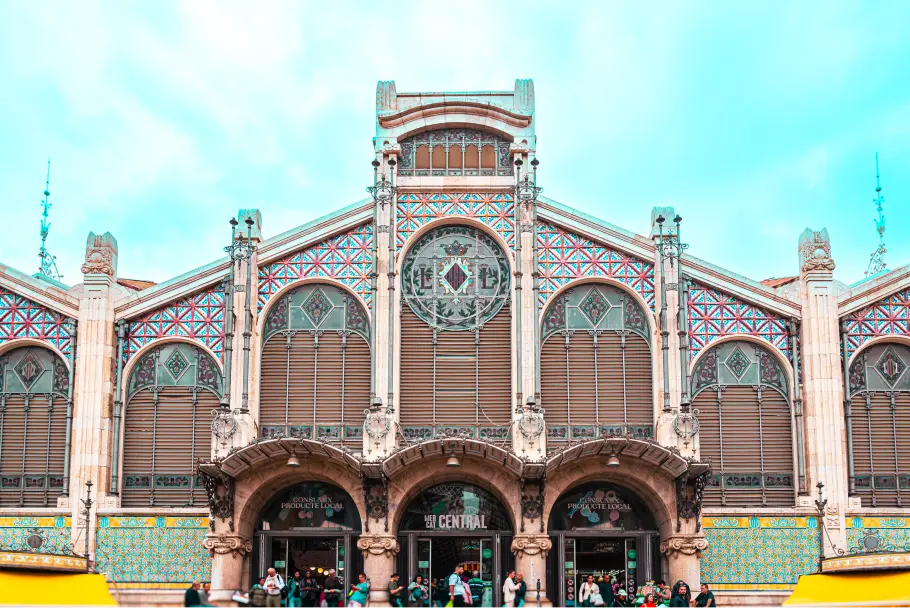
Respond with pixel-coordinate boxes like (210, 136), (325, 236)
(358, 533), (400, 607)
(650, 208), (682, 446)
(660, 535), (707, 589)
(204, 531), (253, 605)
(70, 232), (118, 557)
(512, 534), (553, 606)
(797, 228), (847, 552)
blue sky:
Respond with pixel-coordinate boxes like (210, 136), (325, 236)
(1, 1), (908, 287)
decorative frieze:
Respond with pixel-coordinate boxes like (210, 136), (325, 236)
(511, 534), (553, 556)
(356, 533), (399, 557)
(203, 533), (252, 557)
(659, 534), (709, 556)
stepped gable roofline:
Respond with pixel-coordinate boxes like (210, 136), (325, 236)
(375, 79), (535, 142)
(0, 262), (78, 317)
(113, 199), (373, 320)
(838, 262), (910, 316)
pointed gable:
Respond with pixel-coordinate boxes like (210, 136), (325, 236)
(842, 287), (910, 357)
(0, 287), (76, 360)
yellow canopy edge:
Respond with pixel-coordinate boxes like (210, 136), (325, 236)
(785, 570), (910, 606)
(0, 571), (116, 605)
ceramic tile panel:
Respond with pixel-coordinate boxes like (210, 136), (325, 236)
(0, 516), (73, 554)
(0, 288), (76, 360)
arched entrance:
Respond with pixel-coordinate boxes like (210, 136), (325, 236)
(398, 482), (514, 607)
(253, 481), (363, 592)
(547, 482), (660, 607)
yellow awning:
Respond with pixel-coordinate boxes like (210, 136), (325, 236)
(785, 571), (910, 606)
(0, 571), (116, 605)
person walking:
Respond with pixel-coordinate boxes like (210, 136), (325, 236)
(514, 573), (527, 608)
(408, 575), (429, 607)
(389, 572), (405, 607)
(502, 571), (519, 608)
(184, 581), (202, 607)
(580, 575), (599, 607)
(693, 584), (715, 607)
(324, 569), (343, 608)
(264, 568), (285, 608)
(467, 571), (484, 606)
(670, 583), (692, 607)
(611, 589), (631, 607)
(249, 578), (268, 608)
(348, 573), (369, 608)
(447, 565), (467, 607)
(286, 573), (301, 608)
(597, 576), (614, 608)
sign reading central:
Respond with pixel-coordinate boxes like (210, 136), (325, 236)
(402, 226), (510, 331)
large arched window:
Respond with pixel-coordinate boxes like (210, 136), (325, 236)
(0, 346), (70, 507)
(540, 284), (653, 444)
(847, 342), (910, 507)
(399, 225), (512, 441)
(259, 284), (370, 446)
(692, 341), (794, 507)
(397, 129), (513, 177)
(122, 342), (222, 507)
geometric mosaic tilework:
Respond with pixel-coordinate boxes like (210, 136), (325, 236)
(701, 517), (818, 590)
(688, 283), (791, 360)
(537, 220), (656, 311)
(123, 286), (225, 363)
(396, 192), (516, 253)
(94, 516), (210, 584)
(0, 516), (72, 555)
(842, 288), (910, 357)
(257, 223), (373, 312)
(846, 516), (910, 552)
(0, 287), (76, 360)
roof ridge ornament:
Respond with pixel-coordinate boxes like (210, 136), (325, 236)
(37, 158), (64, 282)
(865, 152), (887, 277)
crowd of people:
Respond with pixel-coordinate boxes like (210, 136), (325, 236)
(575, 577), (715, 607)
(185, 568), (717, 607)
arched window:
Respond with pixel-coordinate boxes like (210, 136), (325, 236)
(0, 346), (70, 507)
(259, 284), (370, 446)
(122, 342), (222, 507)
(540, 284), (652, 444)
(397, 129), (513, 177)
(847, 342), (910, 507)
(399, 225), (512, 441)
(692, 341), (794, 507)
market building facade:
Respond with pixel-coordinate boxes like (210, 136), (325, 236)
(0, 79), (908, 606)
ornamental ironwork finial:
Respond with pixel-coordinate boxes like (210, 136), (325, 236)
(38, 158), (63, 282)
(865, 152), (887, 277)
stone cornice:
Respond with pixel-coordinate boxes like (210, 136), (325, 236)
(378, 101), (531, 129)
(837, 264), (910, 317)
(0, 264), (79, 317)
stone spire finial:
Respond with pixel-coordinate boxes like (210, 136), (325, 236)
(798, 227), (835, 274)
(237, 209), (262, 242)
(80, 231), (118, 284)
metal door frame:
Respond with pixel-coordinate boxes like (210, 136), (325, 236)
(255, 530), (355, 585)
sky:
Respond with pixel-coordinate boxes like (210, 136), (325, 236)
(0, 1), (908, 288)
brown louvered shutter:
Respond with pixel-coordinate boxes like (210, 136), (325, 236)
(260, 335), (289, 430)
(540, 336), (569, 429)
(122, 390), (154, 506)
(850, 395), (873, 505)
(0, 397), (26, 507)
(851, 393), (910, 507)
(596, 333), (623, 427)
(287, 332), (316, 430)
(477, 304), (511, 427)
(315, 332), (345, 427)
(761, 388), (794, 505)
(343, 336), (371, 445)
(567, 332), (597, 427)
(695, 389), (723, 508)
(399, 306), (435, 429)
(435, 327), (477, 426)
(718, 386), (763, 507)
(624, 335), (653, 427)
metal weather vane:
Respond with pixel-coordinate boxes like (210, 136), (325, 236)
(865, 152), (887, 277)
(38, 158), (64, 282)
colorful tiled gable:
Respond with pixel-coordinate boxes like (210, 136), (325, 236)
(701, 516), (818, 590)
(0, 287), (76, 360)
(842, 288), (910, 357)
(94, 515), (210, 584)
(688, 283), (790, 359)
(396, 192), (515, 253)
(0, 516), (72, 555)
(257, 223), (373, 311)
(123, 285), (225, 363)
(536, 220), (656, 311)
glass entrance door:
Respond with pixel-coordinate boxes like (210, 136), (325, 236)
(411, 536), (495, 607)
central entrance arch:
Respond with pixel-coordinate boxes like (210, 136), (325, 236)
(547, 482), (660, 607)
(398, 482), (514, 607)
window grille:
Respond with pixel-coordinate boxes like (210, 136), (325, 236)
(397, 129), (514, 177)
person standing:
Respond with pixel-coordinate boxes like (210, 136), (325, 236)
(448, 565), (467, 607)
(670, 583), (692, 607)
(324, 569), (343, 607)
(249, 578), (268, 608)
(264, 568), (285, 608)
(286, 573), (301, 608)
(514, 573), (527, 608)
(467, 571), (484, 606)
(693, 584), (715, 607)
(408, 575), (429, 607)
(300, 570), (320, 607)
(348, 573), (370, 608)
(184, 581), (202, 607)
(597, 576), (614, 608)
(611, 589), (631, 607)
(502, 571), (519, 608)
(389, 572), (405, 607)
(580, 575), (599, 607)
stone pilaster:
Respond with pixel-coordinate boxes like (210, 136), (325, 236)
(205, 532), (253, 604)
(797, 227), (847, 553)
(660, 534), (707, 588)
(650, 208), (682, 446)
(70, 232), (118, 558)
(512, 534), (553, 606)
(358, 533), (400, 607)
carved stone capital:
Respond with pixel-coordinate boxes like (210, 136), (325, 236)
(798, 227), (836, 273)
(357, 533), (400, 557)
(203, 533), (252, 557)
(81, 231), (118, 279)
(511, 534), (553, 556)
(659, 535), (708, 557)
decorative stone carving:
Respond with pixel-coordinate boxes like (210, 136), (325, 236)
(799, 228), (836, 273)
(203, 533), (252, 557)
(511, 534), (553, 556)
(362, 475), (389, 532)
(517, 402), (545, 446)
(659, 535), (709, 556)
(80, 231), (118, 278)
(356, 533), (400, 557)
(199, 469), (236, 531)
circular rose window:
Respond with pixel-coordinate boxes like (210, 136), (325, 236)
(401, 225), (510, 331)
